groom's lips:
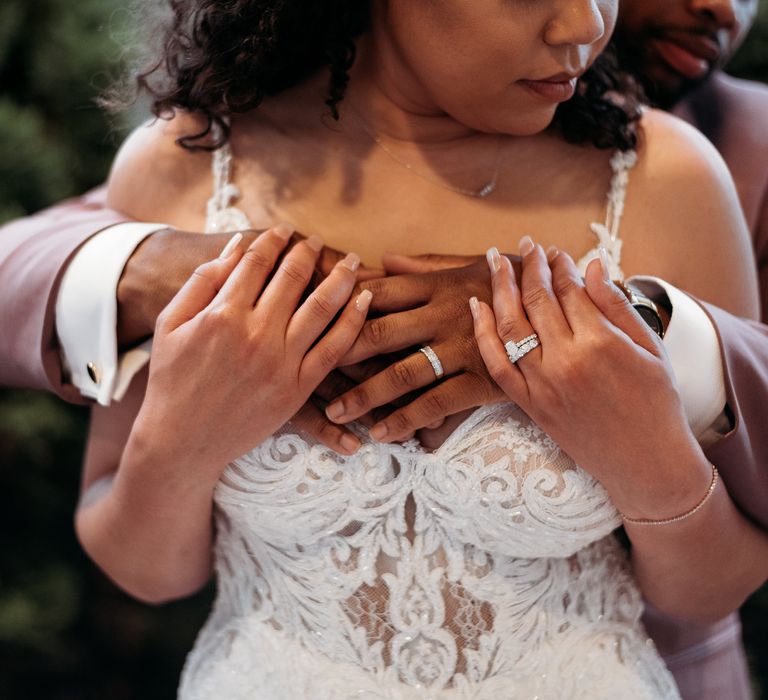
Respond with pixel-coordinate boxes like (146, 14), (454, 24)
(648, 31), (722, 80)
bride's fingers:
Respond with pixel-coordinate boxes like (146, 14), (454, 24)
(469, 296), (528, 404)
(518, 237), (572, 342)
(486, 248), (541, 371)
(547, 248), (599, 333)
(256, 235), (324, 328)
(583, 254), (662, 355)
(301, 290), (373, 387)
(158, 232), (245, 333)
(286, 253), (361, 355)
(215, 225), (293, 307)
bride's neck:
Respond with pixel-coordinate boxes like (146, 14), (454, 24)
(343, 34), (487, 147)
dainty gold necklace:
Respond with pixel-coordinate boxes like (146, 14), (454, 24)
(350, 106), (504, 199)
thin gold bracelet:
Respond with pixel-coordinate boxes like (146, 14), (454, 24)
(620, 464), (719, 526)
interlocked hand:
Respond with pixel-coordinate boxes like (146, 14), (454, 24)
(323, 255), (523, 443)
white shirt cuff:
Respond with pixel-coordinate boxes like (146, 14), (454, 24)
(55, 222), (164, 405)
(628, 276), (727, 440)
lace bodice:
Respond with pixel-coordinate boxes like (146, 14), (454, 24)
(178, 148), (680, 698)
(181, 406), (678, 698)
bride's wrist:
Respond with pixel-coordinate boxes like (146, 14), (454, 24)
(123, 414), (225, 492)
(603, 446), (714, 523)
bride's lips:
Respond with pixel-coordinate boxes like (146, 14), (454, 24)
(649, 36), (720, 80)
(518, 75), (578, 102)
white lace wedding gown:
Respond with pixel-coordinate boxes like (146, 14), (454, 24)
(178, 148), (681, 699)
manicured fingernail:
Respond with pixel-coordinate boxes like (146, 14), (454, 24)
(340, 433), (361, 453)
(306, 234), (323, 252)
(598, 246), (611, 282)
(469, 296), (480, 321)
(273, 223), (295, 240)
(326, 402), (345, 422)
(546, 245), (559, 263)
(503, 255), (516, 281)
(341, 252), (360, 272)
(370, 423), (388, 441)
(519, 235), (535, 256)
(218, 232), (243, 259)
(355, 289), (373, 312)
(486, 247), (501, 274)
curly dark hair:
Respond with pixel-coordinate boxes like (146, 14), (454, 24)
(134, 1), (642, 151)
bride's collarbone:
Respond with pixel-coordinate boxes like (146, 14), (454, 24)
(182, 117), (619, 261)
(253, 196), (609, 264)
(227, 167), (612, 263)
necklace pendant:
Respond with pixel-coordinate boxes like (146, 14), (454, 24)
(477, 182), (496, 198)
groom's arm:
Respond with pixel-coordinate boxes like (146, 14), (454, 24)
(0, 188), (131, 401)
(0, 188), (218, 404)
(700, 303), (768, 526)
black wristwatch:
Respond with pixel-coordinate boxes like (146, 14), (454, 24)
(617, 282), (666, 339)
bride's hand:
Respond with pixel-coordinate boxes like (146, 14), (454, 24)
(133, 226), (372, 474)
(471, 239), (709, 517)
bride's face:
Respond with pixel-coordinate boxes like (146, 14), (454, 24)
(371, 0), (618, 134)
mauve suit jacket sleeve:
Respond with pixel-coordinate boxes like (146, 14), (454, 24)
(0, 187), (128, 402)
(701, 302), (768, 529)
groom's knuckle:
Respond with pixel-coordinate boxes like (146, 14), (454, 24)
(316, 342), (341, 371)
(475, 375), (501, 403)
(423, 391), (451, 418)
(346, 387), (371, 413)
(360, 278), (385, 300)
(388, 410), (414, 435)
(391, 361), (419, 389)
(314, 419), (341, 444)
(364, 318), (392, 347)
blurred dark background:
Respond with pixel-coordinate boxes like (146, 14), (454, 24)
(1, 0), (767, 698)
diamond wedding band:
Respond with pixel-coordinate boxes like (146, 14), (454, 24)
(419, 345), (445, 379)
(505, 333), (540, 364)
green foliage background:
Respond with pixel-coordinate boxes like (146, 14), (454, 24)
(0, 1), (767, 697)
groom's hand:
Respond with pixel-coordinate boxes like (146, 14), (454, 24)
(324, 254), (523, 442)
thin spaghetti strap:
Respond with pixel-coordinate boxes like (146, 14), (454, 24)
(205, 124), (253, 234)
(603, 149), (638, 242)
(578, 148), (638, 280)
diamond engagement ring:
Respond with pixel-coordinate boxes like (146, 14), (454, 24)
(504, 333), (540, 364)
(419, 345), (445, 379)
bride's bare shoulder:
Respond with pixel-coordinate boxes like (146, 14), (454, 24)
(624, 108), (758, 317)
(635, 107), (734, 186)
(106, 111), (216, 228)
